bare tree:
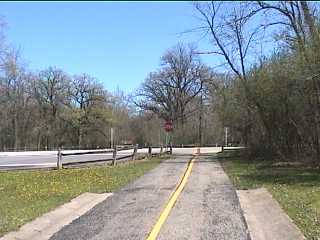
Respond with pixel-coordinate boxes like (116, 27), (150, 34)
(33, 67), (69, 148)
(136, 43), (206, 125)
(68, 73), (107, 148)
(0, 49), (32, 150)
(194, 2), (269, 146)
(250, 1), (320, 159)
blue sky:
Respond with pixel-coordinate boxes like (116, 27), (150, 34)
(0, 1), (219, 93)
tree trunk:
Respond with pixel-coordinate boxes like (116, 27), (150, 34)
(78, 127), (83, 149)
(198, 95), (203, 146)
(14, 113), (20, 151)
(37, 131), (42, 151)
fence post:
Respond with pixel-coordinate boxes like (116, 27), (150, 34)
(57, 147), (62, 170)
(132, 144), (138, 161)
(169, 145), (173, 155)
(160, 146), (163, 154)
(112, 146), (117, 166)
(222, 145), (224, 152)
(197, 147), (200, 155)
(148, 146), (152, 157)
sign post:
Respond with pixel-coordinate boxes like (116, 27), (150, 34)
(224, 126), (229, 146)
(110, 127), (114, 148)
(165, 132), (169, 151)
(164, 120), (173, 152)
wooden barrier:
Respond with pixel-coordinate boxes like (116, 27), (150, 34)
(57, 148), (62, 170)
(112, 146), (117, 166)
(56, 145), (166, 169)
(132, 144), (138, 160)
(148, 146), (152, 156)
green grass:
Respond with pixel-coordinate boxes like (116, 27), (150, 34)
(220, 152), (320, 240)
(0, 157), (165, 236)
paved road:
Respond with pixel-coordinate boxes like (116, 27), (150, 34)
(0, 148), (159, 169)
(50, 155), (249, 240)
(0, 152), (132, 165)
(0, 147), (222, 169)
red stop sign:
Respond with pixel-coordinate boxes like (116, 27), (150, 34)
(164, 120), (173, 132)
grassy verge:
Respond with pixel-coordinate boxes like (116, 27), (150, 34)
(0, 156), (166, 236)
(219, 152), (320, 240)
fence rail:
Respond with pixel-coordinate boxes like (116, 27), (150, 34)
(0, 146), (227, 171)
(56, 145), (170, 170)
(61, 149), (114, 156)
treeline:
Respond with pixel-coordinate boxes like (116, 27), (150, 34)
(135, 44), (222, 146)
(0, 51), (172, 151)
(136, 1), (320, 161)
(193, 1), (320, 161)
(0, 49), (126, 150)
(3, 1), (319, 158)
(0, 34), (173, 150)
(0, 28), (219, 151)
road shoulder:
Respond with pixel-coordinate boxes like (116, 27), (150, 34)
(0, 193), (111, 240)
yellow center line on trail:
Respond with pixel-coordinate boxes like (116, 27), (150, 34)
(146, 151), (198, 240)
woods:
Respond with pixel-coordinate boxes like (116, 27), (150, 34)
(0, 26), (144, 150)
(1, 1), (320, 161)
(0, 56), (112, 150)
(135, 0), (320, 160)
(193, 1), (320, 160)
(135, 44), (217, 145)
